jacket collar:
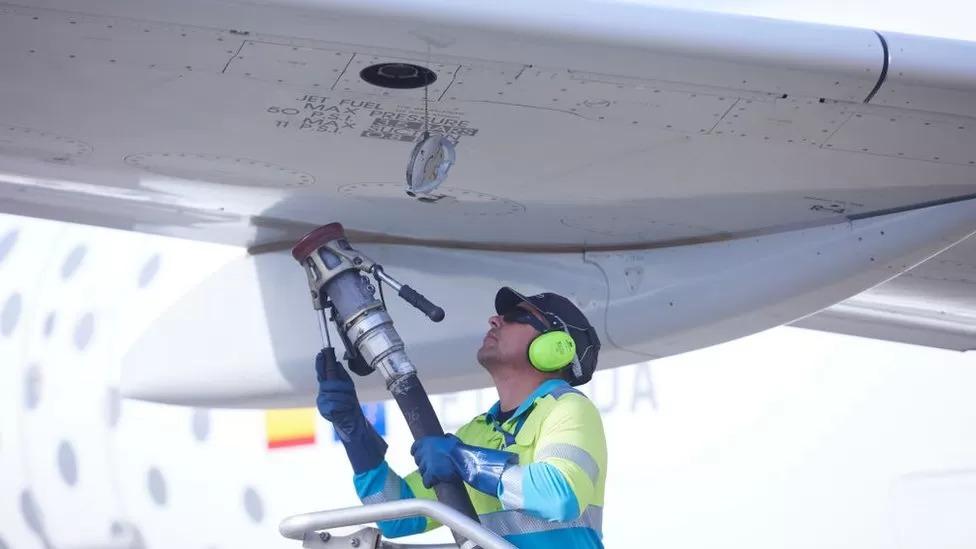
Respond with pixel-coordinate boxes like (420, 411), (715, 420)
(485, 379), (570, 424)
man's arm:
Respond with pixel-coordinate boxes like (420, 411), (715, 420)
(367, 419), (504, 536)
(410, 395), (606, 523)
(497, 394), (607, 521)
(314, 349), (439, 538)
(352, 461), (441, 537)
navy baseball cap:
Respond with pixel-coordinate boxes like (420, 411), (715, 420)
(495, 287), (601, 386)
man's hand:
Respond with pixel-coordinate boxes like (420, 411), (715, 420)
(315, 348), (363, 442)
(411, 434), (518, 495)
(411, 434), (463, 488)
(314, 348), (387, 473)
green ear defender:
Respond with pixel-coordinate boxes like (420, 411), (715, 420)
(528, 331), (577, 372)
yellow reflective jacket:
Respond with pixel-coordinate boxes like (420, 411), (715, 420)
(354, 379), (607, 548)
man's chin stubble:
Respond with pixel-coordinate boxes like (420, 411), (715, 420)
(477, 349), (499, 369)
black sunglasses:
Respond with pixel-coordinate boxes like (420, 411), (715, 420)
(501, 308), (551, 333)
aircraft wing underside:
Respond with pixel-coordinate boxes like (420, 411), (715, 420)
(796, 233), (976, 351)
(0, 0), (974, 251)
(0, 0), (974, 406)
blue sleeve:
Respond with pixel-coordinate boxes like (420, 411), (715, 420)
(353, 461), (427, 538)
(501, 462), (580, 522)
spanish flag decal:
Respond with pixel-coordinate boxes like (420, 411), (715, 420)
(265, 408), (317, 449)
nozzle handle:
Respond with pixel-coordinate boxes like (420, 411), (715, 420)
(399, 285), (445, 322)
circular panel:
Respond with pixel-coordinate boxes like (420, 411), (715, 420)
(243, 487), (264, 523)
(138, 255), (161, 288)
(191, 409), (210, 441)
(105, 387), (121, 428)
(360, 63), (436, 89)
(1, 293), (22, 337)
(0, 126), (92, 162)
(147, 467), (167, 506)
(0, 229), (18, 265)
(57, 441), (78, 486)
(124, 153), (314, 188)
(339, 183), (524, 216)
(110, 521), (146, 549)
(19, 490), (44, 535)
(61, 245), (86, 280)
(42, 312), (56, 339)
(24, 364), (41, 410)
(74, 312), (94, 351)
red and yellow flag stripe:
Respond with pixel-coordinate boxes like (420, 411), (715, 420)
(265, 407), (317, 449)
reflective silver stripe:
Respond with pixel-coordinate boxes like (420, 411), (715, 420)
(498, 465), (524, 509)
(361, 469), (401, 505)
(479, 505), (603, 537)
(535, 444), (600, 485)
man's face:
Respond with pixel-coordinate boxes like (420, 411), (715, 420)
(477, 303), (547, 370)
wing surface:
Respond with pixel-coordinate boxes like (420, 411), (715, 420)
(795, 234), (976, 351)
(2, 0), (976, 370)
(0, 0), (974, 251)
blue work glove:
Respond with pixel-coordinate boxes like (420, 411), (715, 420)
(315, 348), (387, 473)
(410, 434), (519, 496)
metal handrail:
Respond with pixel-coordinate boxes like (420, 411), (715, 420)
(279, 499), (516, 549)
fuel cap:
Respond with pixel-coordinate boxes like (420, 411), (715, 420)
(406, 133), (455, 195)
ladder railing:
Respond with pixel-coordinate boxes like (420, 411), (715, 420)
(279, 499), (516, 549)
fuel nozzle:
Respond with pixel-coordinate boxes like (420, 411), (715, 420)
(291, 223), (482, 536)
(292, 223), (444, 323)
(291, 222), (446, 383)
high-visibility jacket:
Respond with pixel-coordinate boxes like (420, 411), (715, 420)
(353, 379), (607, 548)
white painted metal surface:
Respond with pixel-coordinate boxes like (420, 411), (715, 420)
(0, 0), (973, 252)
(872, 32), (976, 117)
(14, 0), (886, 100)
(120, 241), (621, 406)
(0, 0), (972, 406)
(122, 198), (976, 407)
(891, 471), (976, 549)
(795, 233), (976, 350)
(590, 198), (976, 358)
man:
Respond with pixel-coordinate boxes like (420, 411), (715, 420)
(316, 287), (606, 548)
